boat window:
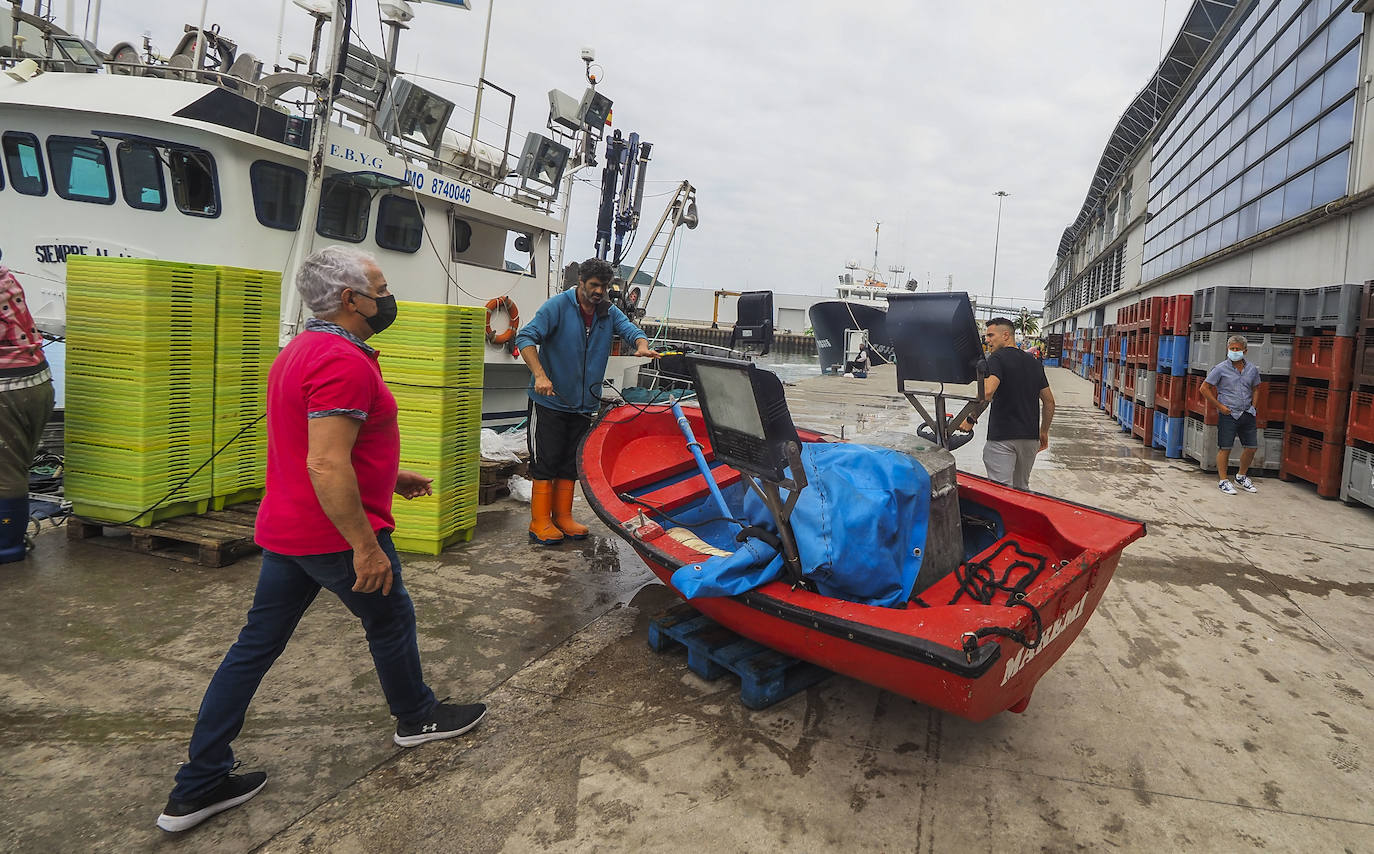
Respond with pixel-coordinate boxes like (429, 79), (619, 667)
(116, 142), (166, 211)
(168, 150), (220, 217)
(376, 195), (425, 253)
(450, 216), (472, 257)
(316, 176), (370, 242)
(46, 136), (115, 204)
(250, 160), (306, 231)
(2, 132), (48, 196)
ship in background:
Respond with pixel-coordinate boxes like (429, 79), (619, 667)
(808, 221), (912, 373)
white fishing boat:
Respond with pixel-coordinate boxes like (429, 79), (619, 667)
(0, 0), (655, 427)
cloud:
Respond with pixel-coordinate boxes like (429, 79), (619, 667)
(87, 0), (1194, 308)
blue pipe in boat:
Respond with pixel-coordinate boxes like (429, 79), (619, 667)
(670, 402), (736, 525)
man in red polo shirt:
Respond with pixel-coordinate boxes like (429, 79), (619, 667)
(157, 247), (486, 833)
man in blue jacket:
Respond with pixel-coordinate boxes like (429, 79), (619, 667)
(514, 259), (656, 544)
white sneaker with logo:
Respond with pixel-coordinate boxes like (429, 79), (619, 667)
(1234, 474), (1257, 493)
(1218, 479), (1238, 495)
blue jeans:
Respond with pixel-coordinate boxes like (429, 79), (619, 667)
(171, 530), (436, 800)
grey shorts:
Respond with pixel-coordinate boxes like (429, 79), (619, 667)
(984, 439), (1039, 491)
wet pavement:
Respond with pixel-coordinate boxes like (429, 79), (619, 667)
(1, 366), (1371, 852)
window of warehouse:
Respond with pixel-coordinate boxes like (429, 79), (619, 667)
(251, 160), (307, 230)
(316, 176), (370, 242)
(2, 132), (47, 196)
(47, 137), (115, 204)
(117, 142), (166, 210)
(1140, 1), (1363, 281)
(168, 150), (219, 217)
(376, 195), (425, 252)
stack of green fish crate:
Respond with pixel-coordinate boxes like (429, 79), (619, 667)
(372, 301), (485, 553)
(212, 266), (280, 507)
(64, 258), (217, 525)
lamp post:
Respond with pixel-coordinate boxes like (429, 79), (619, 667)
(990, 190), (1009, 313)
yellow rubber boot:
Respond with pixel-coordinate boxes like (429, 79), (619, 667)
(529, 480), (565, 545)
(553, 479), (590, 539)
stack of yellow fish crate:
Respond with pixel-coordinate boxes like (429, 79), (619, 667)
(211, 266), (279, 507)
(64, 264), (481, 550)
(372, 301), (485, 553)
(64, 258), (217, 524)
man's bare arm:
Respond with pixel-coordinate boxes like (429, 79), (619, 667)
(1038, 387), (1055, 452)
(307, 416), (393, 595)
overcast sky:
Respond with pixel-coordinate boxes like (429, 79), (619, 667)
(90, 0), (1191, 308)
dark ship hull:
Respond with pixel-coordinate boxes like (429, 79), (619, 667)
(808, 300), (893, 373)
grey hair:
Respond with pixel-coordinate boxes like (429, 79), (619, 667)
(296, 246), (376, 314)
(1227, 334), (1249, 348)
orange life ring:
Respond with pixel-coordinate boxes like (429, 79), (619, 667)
(485, 296), (519, 345)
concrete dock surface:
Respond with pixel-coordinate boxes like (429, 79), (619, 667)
(1, 366), (1371, 852)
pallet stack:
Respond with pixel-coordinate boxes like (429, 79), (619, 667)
(1102, 326), (1120, 418)
(371, 301), (485, 554)
(1279, 284), (1364, 498)
(1074, 285), (1369, 509)
(1044, 333), (1063, 367)
(1343, 281), (1374, 507)
(64, 258), (217, 525)
(1090, 326), (1107, 408)
(1149, 294), (1191, 457)
(211, 266), (280, 508)
(1128, 297), (1165, 446)
(1182, 286), (1299, 475)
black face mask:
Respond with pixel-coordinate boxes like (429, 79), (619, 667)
(354, 292), (398, 334)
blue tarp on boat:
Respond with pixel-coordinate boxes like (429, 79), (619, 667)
(670, 443), (930, 608)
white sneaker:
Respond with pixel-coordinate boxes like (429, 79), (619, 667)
(1218, 479), (1238, 495)
(1234, 474), (1257, 493)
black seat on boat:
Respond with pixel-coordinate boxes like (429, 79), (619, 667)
(729, 291), (775, 356)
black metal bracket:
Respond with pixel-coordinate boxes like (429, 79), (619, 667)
(903, 373), (988, 451)
(739, 441), (808, 586)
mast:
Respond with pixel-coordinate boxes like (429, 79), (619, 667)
(873, 221), (880, 277)
(279, 0), (350, 344)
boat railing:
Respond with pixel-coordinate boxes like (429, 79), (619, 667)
(0, 54), (553, 215)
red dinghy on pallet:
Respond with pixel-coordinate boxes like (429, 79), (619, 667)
(579, 405), (1144, 721)
(578, 293), (1145, 721)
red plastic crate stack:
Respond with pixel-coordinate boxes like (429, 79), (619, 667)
(1282, 285), (1364, 498)
(1160, 294), (1193, 336)
(1124, 297), (1164, 368)
(1131, 391), (1154, 445)
(1347, 280), (1374, 458)
(1254, 380), (1289, 427)
(1155, 373), (1185, 417)
(1280, 431), (1345, 497)
(1185, 373), (1218, 425)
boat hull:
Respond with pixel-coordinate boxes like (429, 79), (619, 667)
(579, 404), (1145, 721)
(808, 300), (892, 373)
